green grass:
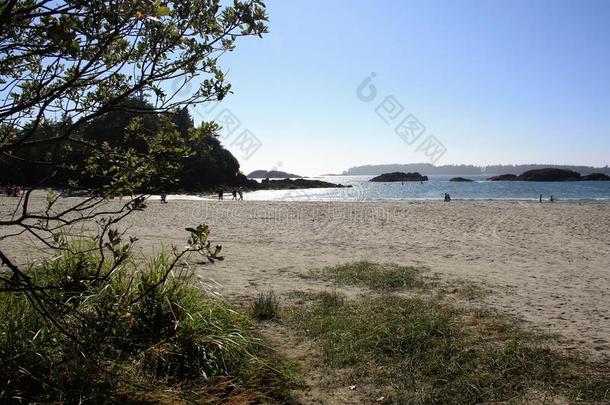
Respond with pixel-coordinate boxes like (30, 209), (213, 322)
(323, 261), (427, 291)
(0, 241), (294, 403)
(287, 290), (346, 309)
(250, 291), (282, 321)
(285, 262), (610, 404)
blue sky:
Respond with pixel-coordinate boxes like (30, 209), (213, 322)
(192, 0), (610, 176)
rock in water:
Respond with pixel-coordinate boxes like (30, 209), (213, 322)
(258, 178), (351, 190)
(487, 174), (518, 181)
(487, 168), (608, 182)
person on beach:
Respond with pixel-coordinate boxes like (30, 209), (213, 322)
(539, 194), (543, 203)
(444, 192), (451, 202)
(218, 189), (224, 200)
(160, 191), (167, 204)
(238, 188), (243, 200)
(550, 195), (555, 203)
(7, 185), (20, 197)
(232, 189), (237, 200)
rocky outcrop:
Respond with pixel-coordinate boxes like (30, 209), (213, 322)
(258, 178), (351, 190)
(370, 172), (428, 182)
(581, 173), (610, 181)
(231, 173), (259, 189)
(449, 177), (473, 182)
(248, 170), (302, 178)
(487, 174), (518, 181)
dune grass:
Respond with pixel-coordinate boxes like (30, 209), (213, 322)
(322, 261), (428, 291)
(0, 241), (294, 403)
(453, 284), (489, 301)
(285, 262), (610, 404)
(250, 291), (282, 321)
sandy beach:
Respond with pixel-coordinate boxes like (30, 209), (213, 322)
(2, 195), (610, 358)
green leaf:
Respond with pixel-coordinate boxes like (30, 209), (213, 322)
(68, 40), (79, 57)
(156, 6), (170, 16)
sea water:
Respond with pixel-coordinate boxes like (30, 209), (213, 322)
(242, 175), (610, 202)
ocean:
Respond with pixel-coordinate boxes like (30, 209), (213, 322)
(242, 175), (610, 202)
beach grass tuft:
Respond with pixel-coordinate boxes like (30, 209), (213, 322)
(323, 261), (427, 291)
(250, 290), (282, 321)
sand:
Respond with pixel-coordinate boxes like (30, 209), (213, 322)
(2, 194), (610, 357)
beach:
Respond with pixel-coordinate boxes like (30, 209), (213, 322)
(2, 195), (610, 358)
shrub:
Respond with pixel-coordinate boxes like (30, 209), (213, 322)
(0, 241), (293, 403)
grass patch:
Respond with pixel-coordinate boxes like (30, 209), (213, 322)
(250, 291), (281, 321)
(323, 261), (427, 291)
(285, 263), (610, 404)
(0, 241), (294, 403)
(452, 284), (490, 301)
(286, 290), (346, 308)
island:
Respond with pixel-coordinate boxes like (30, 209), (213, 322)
(449, 177), (474, 182)
(518, 168), (581, 181)
(370, 172), (428, 182)
(248, 170), (302, 179)
(488, 168), (610, 182)
(581, 173), (610, 181)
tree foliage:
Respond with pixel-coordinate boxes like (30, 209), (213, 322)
(1, 0), (267, 146)
(0, 0), (267, 341)
(0, 98), (249, 191)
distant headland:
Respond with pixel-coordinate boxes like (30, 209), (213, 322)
(370, 172), (428, 182)
(331, 163), (610, 176)
(248, 170), (302, 179)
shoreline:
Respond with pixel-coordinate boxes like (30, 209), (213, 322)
(5, 186), (610, 203)
(164, 194), (610, 203)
